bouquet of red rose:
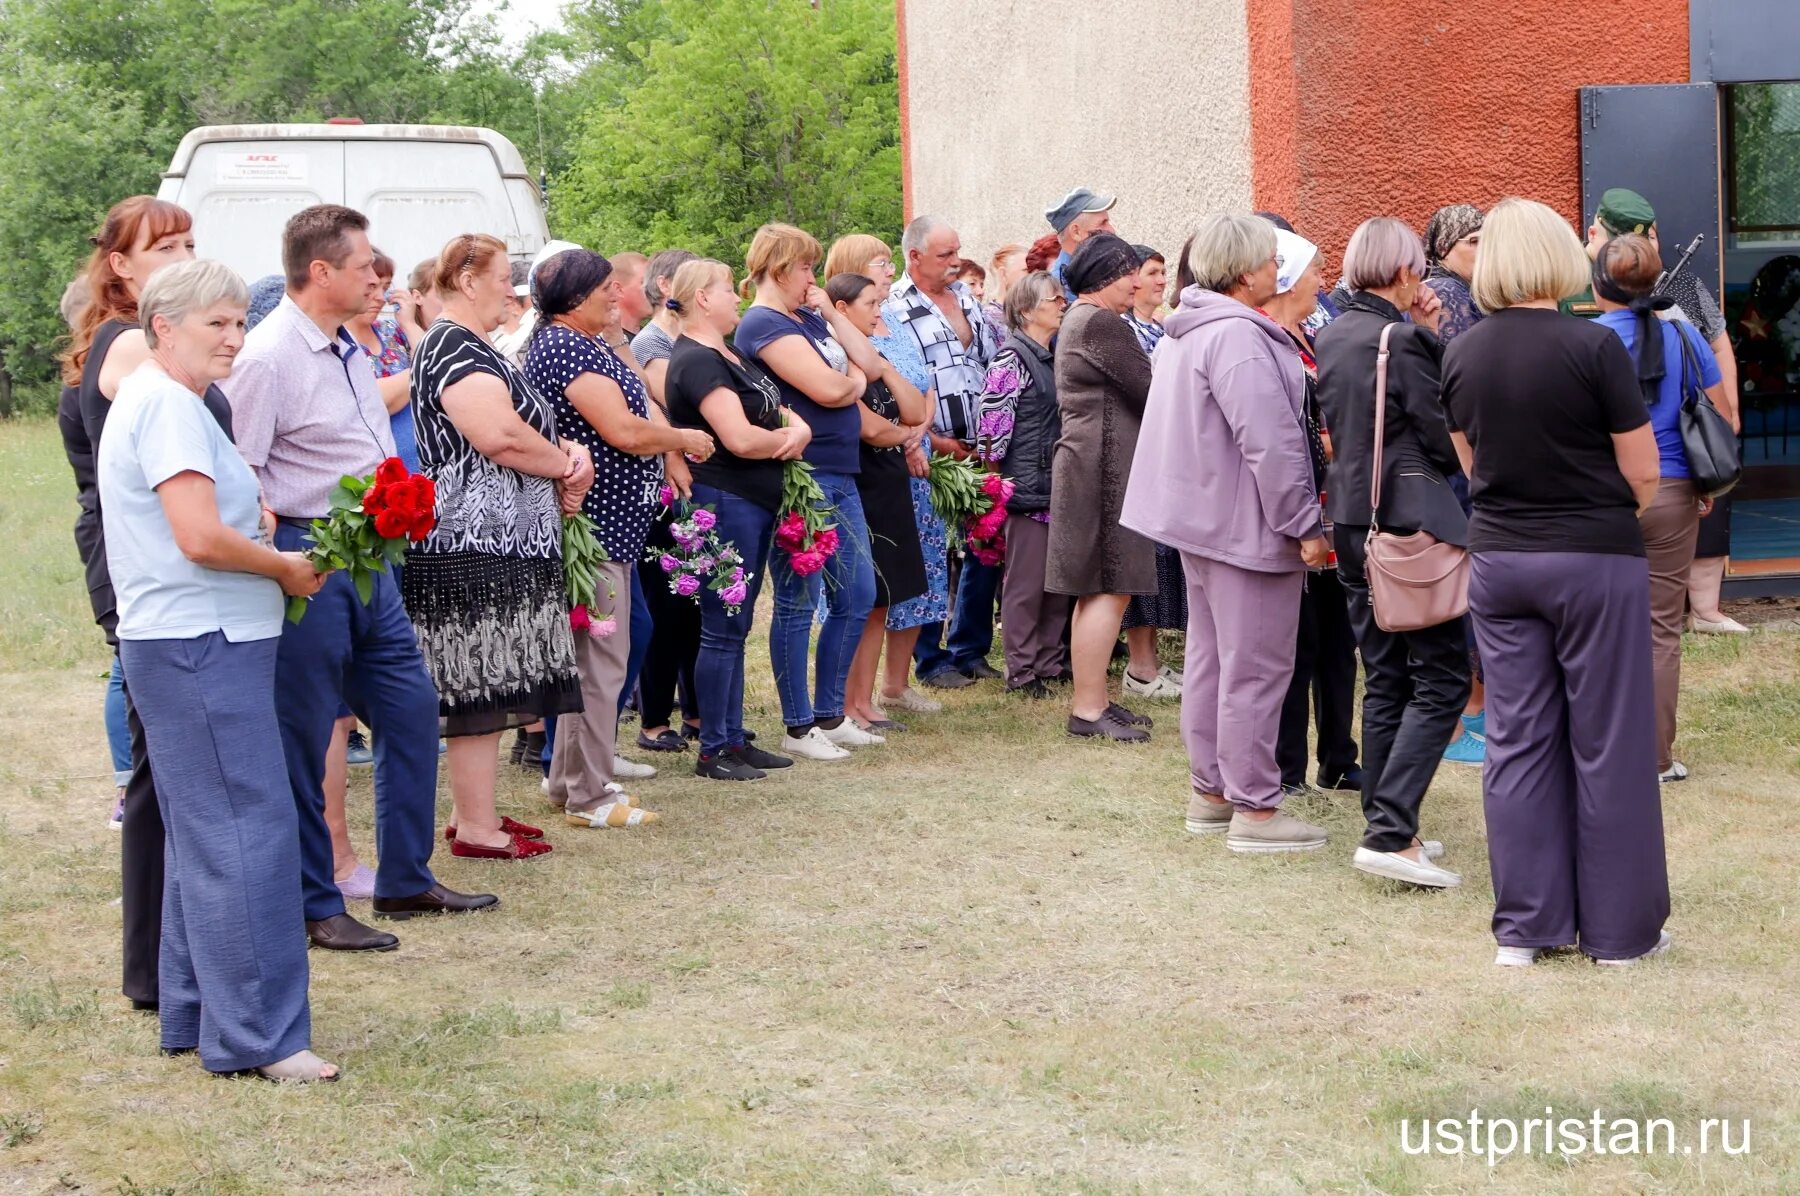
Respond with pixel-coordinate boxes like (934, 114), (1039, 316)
(563, 513), (618, 638)
(927, 454), (1013, 564)
(774, 458), (840, 578)
(285, 456), (435, 623)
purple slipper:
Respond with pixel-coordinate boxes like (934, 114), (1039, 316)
(335, 864), (376, 901)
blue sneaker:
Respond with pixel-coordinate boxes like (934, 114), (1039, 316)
(1443, 729), (1485, 765)
(345, 729), (374, 767)
(1462, 711), (1486, 738)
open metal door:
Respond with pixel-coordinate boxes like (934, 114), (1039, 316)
(1579, 83), (1723, 295)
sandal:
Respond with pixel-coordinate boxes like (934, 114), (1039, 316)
(565, 798), (661, 828)
(443, 816), (543, 842)
(637, 728), (689, 752)
(253, 1049), (341, 1083)
(450, 831), (554, 861)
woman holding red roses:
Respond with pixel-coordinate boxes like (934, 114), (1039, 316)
(402, 234), (594, 860)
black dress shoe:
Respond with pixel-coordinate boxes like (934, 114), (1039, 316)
(1008, 679), (1051, 699)
(306, 912), (400, 951)
(1318, 767), (1364, 792)
(372, 883), (500, 921)
(920, 669), (975, 690)
(129, 997), (158, 1012)
(962, 660), (1004, 682)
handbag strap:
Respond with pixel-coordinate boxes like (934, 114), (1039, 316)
(1672, 319), (1702, 411)
(1368, 323), (1396, 530)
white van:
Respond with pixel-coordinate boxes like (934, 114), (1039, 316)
(156, 122), (550, 284)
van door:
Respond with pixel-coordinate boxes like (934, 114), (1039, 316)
(177, 141), (344, 284)
(344, 140), (526, 274)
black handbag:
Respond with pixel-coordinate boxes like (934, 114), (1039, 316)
(1673, 321), (1743, 499)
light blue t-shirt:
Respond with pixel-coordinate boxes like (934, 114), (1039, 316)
(97, 365), (284, 642)
(1596, 311), (1722, 480)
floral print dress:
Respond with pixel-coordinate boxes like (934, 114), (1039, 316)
(873, 325), (950, 630)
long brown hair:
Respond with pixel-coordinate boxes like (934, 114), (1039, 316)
(60, 196), (193, 385)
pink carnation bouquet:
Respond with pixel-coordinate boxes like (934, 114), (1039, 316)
(927, 454), (1013, 564)
(563, 513), (618, 638)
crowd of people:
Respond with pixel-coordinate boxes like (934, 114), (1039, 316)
(56, 178), (1737, 1082)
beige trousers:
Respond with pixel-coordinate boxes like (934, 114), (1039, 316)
(548, 561), (630, 814)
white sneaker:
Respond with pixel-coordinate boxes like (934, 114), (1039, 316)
(1352, 846), (1461, 888)
(1659, 761), (1688, 783)
(1690, 615), (1750, 635)
(1494, 946), (1541, 967)
(781, 727), (850, 761)
(612, 754), (657, 780)
(1593, 930), (1673, 966)
(1122, 669), (1182, 700)
(820, 720), (883, 747)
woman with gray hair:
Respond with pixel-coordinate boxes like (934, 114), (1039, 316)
(1121, 213), (1331, 853)
(1047, 233), (1157, 740)
(96, 259), (336, 1080)
(1315, 217), (1470, 889)
(976, 269), (1070, 696)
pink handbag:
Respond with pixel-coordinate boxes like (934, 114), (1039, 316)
(1364, 324), (1469, 633)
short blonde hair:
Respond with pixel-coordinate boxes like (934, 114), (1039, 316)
(1342, 217), (1427, 290)
(1472, 198), (1592, 313)
(1186, 212), (1277, 294)
(824, 233), (892, 281)
(740, 223), (822, 300)
(140, 260), (249, 348)
(667, 258), (733, 317)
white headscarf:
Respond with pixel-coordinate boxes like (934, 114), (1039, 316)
(1274, 229), (1319, 296)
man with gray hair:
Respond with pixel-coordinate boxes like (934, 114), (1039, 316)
(884, 214), (1005, 688)
(1046, 187), (1117, 301)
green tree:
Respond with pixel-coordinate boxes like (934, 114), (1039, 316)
(553, 0), (901, 264)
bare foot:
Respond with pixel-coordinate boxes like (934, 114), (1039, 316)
(332, 857), (364, 884)
(257, 1049), (340, 1082)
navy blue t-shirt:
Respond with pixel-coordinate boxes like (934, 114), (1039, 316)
(734, 305), (861, 475)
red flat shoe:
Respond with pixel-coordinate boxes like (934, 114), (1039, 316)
(449, 832), (553, 861)
(443, 816), (544, 842)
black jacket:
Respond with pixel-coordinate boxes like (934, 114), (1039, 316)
(1314, 293), (1467, 546)
(993, 330), (1060, 513)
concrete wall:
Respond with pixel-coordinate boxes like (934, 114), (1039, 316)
(898, 0), (1254, 269)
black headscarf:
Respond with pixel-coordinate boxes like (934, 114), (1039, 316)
(530, 248), (613, 341)
(1065, 233), (1139, 297)
(1593, 241), (1675, 408)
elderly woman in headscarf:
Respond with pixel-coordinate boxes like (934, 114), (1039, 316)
(1046, 232), (1157, 742)
(1423, 204), (1484, 347)
(1422, 202), (1490, 767)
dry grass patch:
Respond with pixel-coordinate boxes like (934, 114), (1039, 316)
(1, 418), (1797, 1193)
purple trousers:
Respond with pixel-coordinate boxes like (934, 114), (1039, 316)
(1179, 551), (1303, 811)
(1470, 551), (1669, 959)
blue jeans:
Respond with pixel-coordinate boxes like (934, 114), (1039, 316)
(274, 523), (440, 920)
(914, 554), (1002, 678)
(692, 485), (775, 755)
(106, 654), (131, 786)
(619, 567), (653, 717)
(769, 470), (876, 726)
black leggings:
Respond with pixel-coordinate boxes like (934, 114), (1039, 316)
(636, 555), (701, 728)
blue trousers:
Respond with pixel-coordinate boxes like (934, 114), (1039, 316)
(274, 524), (439, 920)
(914, 553), (1001, 678)
(769, 470), (876, 726)
(692, 485), (775, 755)
(105, 654), (131, 786)
(620, 567), (653, 716)
(120, 633), (311, 1072)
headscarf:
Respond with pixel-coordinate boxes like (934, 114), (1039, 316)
(1592, 237), (1674, 408)
(529, 248), (613, 344)
(1064, 233), (1139, 297)
(1273, 229), (1318, 296)
(245, 274), (286, 332)
(1423, 204), (1483, 270)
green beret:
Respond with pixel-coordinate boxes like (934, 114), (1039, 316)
(1597, 187), (1657, 236)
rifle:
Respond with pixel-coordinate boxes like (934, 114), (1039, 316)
(1653, 233), (1704, 297)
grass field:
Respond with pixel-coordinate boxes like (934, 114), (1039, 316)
(1, 415), (1796, 1194)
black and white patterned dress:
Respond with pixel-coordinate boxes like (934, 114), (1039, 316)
(403, 319), (582, 737)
